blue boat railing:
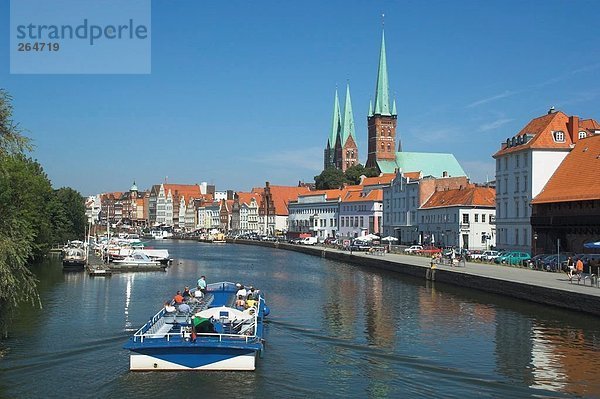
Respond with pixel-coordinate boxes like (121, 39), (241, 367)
(131, 293), (265, 344)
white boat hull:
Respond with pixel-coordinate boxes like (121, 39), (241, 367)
(130, 353), (256, 371)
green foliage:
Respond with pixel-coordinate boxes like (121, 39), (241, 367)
(314, 164), (380, 189)
(314, 167), (345, 190)
(0, 89), (32, 156)
(344, 164), (379, 185)
(0, 90), (85, 338)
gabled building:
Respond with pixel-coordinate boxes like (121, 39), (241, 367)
(231, 192), (261, 235)
(149, 183), (202, 227)
(531, 134), (600, 254)
(219, 199), (234, 232)
(418, 185), (496, 250)
(382, 170), (470, 244)
(339, 188), (384, 238)
(254, 182), (311, 236)
(288, 188), (348, 240)
(493, 109), (599, 253)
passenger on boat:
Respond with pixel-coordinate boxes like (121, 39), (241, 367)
(235, 295), (245, 310)
(245, 294), (257, 309)
(164, 301), (176, 313)
(248, 286), (259, 297)
(236, 284), (247, 299)
(193, 286), (203, 300)
(178, 302), (191, 314)
(173, 290), (184, 304)
(182, 286), (192, 301)
(197, 276), (207, 295)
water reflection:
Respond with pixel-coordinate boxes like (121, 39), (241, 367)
(1, 244), (598, 398)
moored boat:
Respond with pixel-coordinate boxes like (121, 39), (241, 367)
(62, 244), (86, 269)
(123, 281), (269, 371)
(112, 252), (163, 268)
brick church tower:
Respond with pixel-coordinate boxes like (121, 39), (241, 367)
(323, 84), (359, 172)
(366, 30), (398, 169)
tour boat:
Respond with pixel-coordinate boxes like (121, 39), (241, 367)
(62, 247), (87, 269)
(123, 281), (269, 371)
(112, 252), (162, 267)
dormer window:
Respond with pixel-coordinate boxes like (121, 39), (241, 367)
(553, 131), (565, 142)
(511, 137), (516, 146)
(579, 131), (587, 139)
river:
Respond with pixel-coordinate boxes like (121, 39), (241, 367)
(1, 240), (599, 398)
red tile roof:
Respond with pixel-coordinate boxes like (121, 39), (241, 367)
(297, 188), (345, 200)
(420, 185), (495, 208)
(494, 111), (598, 157)
(262, 185), (312, 215)
(342, 189), (383, 202)
(163, 184), (202, 202)
(237, 192), (261, 206)
(361, 173), (396, 186)
(532, 135), (600, 204)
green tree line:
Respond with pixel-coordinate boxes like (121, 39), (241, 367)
(314, 164), (379, 190)
(0, 89), (86, 337)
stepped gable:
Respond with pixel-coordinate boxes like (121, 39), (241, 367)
(420, 185), (495, 209)
(532, 135), (600, 204)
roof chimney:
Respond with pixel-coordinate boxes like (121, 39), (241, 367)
(568, 115), (580, 144)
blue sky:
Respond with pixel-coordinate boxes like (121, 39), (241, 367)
(2, 0), (600, 195)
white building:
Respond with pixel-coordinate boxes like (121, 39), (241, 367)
(231, 193), (260, 235)
(418, 185), (496, 250)
(288, 189), (343, 240)
(85, 195), (101, 225)
(338, 188), (383, 239)
(493, 110), (599, 253)
(382, 170), (470, 245)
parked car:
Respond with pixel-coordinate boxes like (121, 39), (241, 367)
(403, 245), (423, 254)
(494, 251), (531, 266)
(350, 239), (371, 251)
(301, 236), (318, 245)
(540, 253), (575, 272)
(471, 250), (498, 261)
(528, 253), (549, 269)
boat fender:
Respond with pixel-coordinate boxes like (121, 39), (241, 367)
(263, 306), (270, 317)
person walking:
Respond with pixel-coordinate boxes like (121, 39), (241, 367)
(575, 258), (584, 281)
(566, 256), (575, 280)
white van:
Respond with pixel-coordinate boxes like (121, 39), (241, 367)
(301, 237), (318, 245)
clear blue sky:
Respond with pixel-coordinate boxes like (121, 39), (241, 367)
(2, 0), (599, 195)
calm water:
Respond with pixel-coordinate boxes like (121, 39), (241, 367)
(1, 241), (599, 398)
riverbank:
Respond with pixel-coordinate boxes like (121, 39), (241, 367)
(229, 239), (600, 317)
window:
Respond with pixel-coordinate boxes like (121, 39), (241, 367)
(523, 175), (527, 192)
(387, 143), (391, 152)
(516, 155), (520, 168)
(553, 131), (565, 142)
(515, 228), (519, 245)
(462, 214), (469, 223)
(474, 214), (479, 222)
(515, 200), (519, 218)
(515, 176), (519, 192)
(482, 214), (486, 223)
(504, 179), (508, 194)
(579, 131), (587, 139)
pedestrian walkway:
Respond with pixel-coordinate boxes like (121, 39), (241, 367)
(333, 248), (600, 297)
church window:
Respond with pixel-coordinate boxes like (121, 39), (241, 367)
(387, 143), (391, 152)
(380, 143), (385, 150)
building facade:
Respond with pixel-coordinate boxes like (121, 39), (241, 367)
(418, 185), (496, 250)
(493, 110), (599, 253)
(288, 189), (344, 240)
(339, 189), (384, 238)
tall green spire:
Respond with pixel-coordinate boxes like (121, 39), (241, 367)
(341, 83), (356, 145)
(328, 89), (341, 148)
(373, 30), (391, 116)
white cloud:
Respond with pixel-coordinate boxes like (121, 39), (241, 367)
(480, 118), (514, 132)
(466, 90), (517, 108)
(460, 160), (496, 184)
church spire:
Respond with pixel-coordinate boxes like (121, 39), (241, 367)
(392, 99), (397, 116)
(368, 99), (373, 117)
(341, 83), (355, 145)
(373, 30), (391, 116)
(328, 88), (341, 148)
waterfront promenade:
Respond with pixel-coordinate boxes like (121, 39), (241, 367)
(230, 239), (600, 317)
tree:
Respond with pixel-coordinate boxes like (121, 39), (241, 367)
(0, 89), (31, 156)
(344, 164), (379, 185)
(314, 167), (345, 190)
(50, 187), (86, 244)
